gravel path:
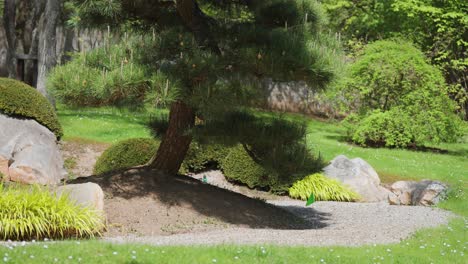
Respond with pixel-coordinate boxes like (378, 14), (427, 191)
(105, 200), (454, 246)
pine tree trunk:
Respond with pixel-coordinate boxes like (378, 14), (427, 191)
(148, 101), (195, 174)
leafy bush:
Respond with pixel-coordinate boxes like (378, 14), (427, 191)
(180, 143), (230, 174)
(288, 173), (360, 201)
(0, 78), (63, 138)
(0, 184), (103, 240)
(94, 138), (160, 175)
(48, 42), (151, 108)
(220, 144), (272, 190)
(147, 111), (323, 193)
(343, 40), (465, 147)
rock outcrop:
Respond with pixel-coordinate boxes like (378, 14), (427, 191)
(388, 180), (448, 206)
(323, 155), (392, 202)
(56, 182), (105, 212)
(0, 114), (65, 184)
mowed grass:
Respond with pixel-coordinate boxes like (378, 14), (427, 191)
(57, 106), (158, 143)
(0, 219), (466, 263)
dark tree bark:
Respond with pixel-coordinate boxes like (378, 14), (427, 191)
(148, 0), (215, 174)
(36, 0), (60, 100)
(147, 101), (195, 174)
(3, 0), (17, 78)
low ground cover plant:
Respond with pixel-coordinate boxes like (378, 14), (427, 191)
(0, 78), (63, 138)
(289, 173), (360, 201)
(0, 184), (103, 240)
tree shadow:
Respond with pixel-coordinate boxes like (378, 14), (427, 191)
(71, 168), (330, 230)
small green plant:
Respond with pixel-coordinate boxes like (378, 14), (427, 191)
(0, 78), (63, 138)
(289, 173), (360, 201)
(94, 138), (160, 175)
(0, 183), (103, 240)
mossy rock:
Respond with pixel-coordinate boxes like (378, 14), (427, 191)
(94, 138), (160, 175)
(0, 78), (63, 138)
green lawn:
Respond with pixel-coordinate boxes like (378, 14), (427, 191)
(57, 106), (157, 143)
(47, 106), (468, 263)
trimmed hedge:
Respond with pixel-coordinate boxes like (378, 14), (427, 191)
(95, 138), (321, 194)
(220, 144), (272, 189)
(0, 183), (103, 240)
(94, 138), (160, 175)
(180, 143), (230, 174)
(288, 173), (360, 201)
(0, 78), (63, 138)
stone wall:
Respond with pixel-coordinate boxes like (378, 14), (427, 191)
(264, 79), (342, 118)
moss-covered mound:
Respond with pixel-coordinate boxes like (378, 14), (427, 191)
(94, 138), (160, 175)
(0, 78), (63, 138)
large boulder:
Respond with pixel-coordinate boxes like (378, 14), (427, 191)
(0, 114), (66, 184)
(323, 155), (392, 202)
(388, 180), (448, 206)
(56, 182), (104, 212)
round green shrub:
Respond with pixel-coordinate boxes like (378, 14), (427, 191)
(343, 40), (465, 147)
(94, 138), (160, 175)
(0, 183), (103, 240)
(220, 144), (273, 189)
(0, 78), (63, 138)
(180, 143), (230, 174)
(181, 142), (321, 193)
(288, 173), (360, 202)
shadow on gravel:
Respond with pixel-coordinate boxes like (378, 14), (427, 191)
(71, 168), (330, 230)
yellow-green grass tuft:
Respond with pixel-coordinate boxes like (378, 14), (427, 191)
(0, 78), (63, 138)
(289, 173), (360, 201)
(0, 184), (103, 240)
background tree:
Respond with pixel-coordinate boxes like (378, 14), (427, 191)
(1, 0), (61, 100)
(69, 0), (341, 174)
(322, 0), (468, 119)
(343, 40), (464, 148)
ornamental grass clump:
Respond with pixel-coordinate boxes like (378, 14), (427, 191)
(0, 184), (104, 240)
(289, 173), (360, 202)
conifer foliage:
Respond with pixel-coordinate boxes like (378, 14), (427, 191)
(68, 0), (340, 174)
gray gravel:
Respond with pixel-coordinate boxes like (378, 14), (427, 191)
(104, 200), (454, 246)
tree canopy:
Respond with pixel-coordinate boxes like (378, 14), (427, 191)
(67, 0), (341, 173)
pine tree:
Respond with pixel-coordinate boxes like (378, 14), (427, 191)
(71, 0), (340, 174)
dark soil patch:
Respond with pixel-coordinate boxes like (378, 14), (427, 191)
(70, 168), (326, 237)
